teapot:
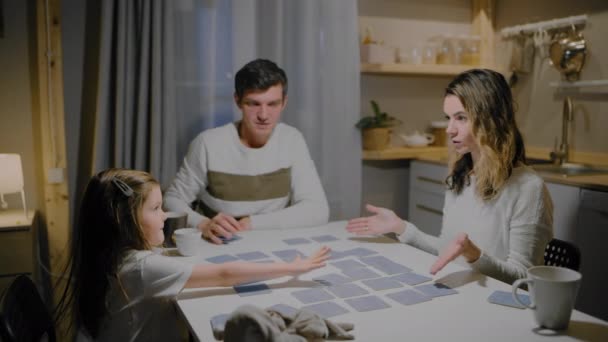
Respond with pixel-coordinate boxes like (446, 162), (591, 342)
(400, 131), (435, 147)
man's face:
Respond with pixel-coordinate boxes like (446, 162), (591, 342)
(236, 84), (287, 146)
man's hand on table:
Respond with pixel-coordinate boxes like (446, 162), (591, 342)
(199, 213), (250, 244)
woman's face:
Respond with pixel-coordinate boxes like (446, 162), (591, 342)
(139, 185), (167, 246)
(443, 95), (479, 161)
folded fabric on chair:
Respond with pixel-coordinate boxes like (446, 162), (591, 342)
(221, 304), (354, 341)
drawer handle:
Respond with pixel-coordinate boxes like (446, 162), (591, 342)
(416, 204), (443, 216)
(417, 176), (444, 186)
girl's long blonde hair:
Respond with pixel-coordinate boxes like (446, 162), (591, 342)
(445, 69), (526, 201)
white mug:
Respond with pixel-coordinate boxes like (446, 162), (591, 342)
(173, 228), (201, 256)
(512, 266), (582, 330)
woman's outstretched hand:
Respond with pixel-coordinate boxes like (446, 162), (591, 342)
(430, 232), (481, 275)
(346, 204), (405, 236)
(289, 246), (331, 275)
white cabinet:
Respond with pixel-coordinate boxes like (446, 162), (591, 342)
(0, 210), (38, 293)
(571, 189), (608, 321)
(408, 161), (448, 237)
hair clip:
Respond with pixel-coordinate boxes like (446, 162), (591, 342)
(111, 178), (134, 197)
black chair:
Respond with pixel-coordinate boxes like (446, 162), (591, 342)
(544, 238), (581, 271)
(0, 275), (56, 342)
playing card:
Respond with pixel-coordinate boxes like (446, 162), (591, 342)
(206, 254), (239, 264)
(391, 272), (433, 285)
(488, 290), (530, 309)
(345, 295), (391, 312)
(272, 249), (306, 262)
(236, 251), (270, 261)
(283, 237), (312, 245)
(386, 289), (432, 305)
(361, 277), (403, 291)
(233, 283), (271, 297)
(341, 267), (381, 281)
(414, 283), (458, 297)
(313, 273), (352, 286)
(360, 255), (412, 275)
(310, 235), (339, 243)
(330, 259), (367, 271)
(291, 288), (335, 304)
(302, 301), (349, 318)
(327, 283), (369, 298)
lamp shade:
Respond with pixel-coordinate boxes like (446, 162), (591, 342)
(0, 154), (27, 217)
(0, 154), (25, 193)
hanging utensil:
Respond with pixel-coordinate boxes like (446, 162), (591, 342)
(549, 29), (586, 81)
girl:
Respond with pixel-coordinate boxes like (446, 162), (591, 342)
(55, 168), (330, 341)
(346, 69), (553, 284)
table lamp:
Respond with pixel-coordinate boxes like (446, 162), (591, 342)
(0, 154), (28, 218)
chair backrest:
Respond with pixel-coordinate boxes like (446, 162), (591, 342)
(544, 238), (581, 271)
(0, 275), (56, 342)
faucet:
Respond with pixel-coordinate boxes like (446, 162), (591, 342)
(550, 96), (573, 165)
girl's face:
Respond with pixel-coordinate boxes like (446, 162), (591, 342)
(443, 95), (480, 162)
(139, 185), (167, 246)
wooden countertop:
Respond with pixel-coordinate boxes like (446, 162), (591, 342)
(362, 145), (608, 191)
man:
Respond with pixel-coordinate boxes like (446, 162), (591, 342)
(164, 59), (329, 244)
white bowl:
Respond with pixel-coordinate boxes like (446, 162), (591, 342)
(173, 228), (201, 256)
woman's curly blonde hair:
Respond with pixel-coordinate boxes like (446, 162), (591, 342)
(445, 69), (526, 201)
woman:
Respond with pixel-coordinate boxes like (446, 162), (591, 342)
(55, 168), (329, 341)
(347, 69), (553, 284)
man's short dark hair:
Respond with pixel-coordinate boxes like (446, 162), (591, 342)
(234, 59), (288, 102)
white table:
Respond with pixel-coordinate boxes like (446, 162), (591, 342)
(175, 221), (608, 341)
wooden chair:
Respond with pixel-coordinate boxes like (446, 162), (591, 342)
(544, 238), (581, 271)
(0, 275), (56, 342)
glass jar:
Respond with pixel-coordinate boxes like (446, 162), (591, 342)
(436, 35), (454, 65)
(461, 35), (481, 66)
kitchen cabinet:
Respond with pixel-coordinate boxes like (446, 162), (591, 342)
(408, 160), (448, 236)
(571, 189), (608, 321)
(0, 210), (38, 294)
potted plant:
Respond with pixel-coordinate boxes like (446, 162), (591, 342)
(355, 100), (401, 150)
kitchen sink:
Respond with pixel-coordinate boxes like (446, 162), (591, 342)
(531, 162), (608, 177)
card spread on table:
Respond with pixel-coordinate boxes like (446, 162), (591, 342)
(219, 235), (242, 244)
(206, 254), (239, 264)
(268, 304), (299, 318)
(330, 259), (367, 271)
(386, 289), (432, 306)
(233, 283), (271, 297)
(328, 250), (351, 260)
(391, 272), (433, 285)
(345, 295), (391, 312)
(327, 283), (369, 298)
(360, 255), (412, 275)
(488, 290), (530, 309)
(302, 301), (349, 318)
(342, 247), (378, 258)
(313, 273), (352, 286)
(236, 251), (270, 261)
(283, 237), (312, 245)
(341, 267), (381, 281)
(209, 313), (230, 336)
(310, 234), (339, 243)
(291, 288), (335, 304)
(272, 249), (306, 262)
(414, 283), (458, 297)
(362, 277), (403, 291)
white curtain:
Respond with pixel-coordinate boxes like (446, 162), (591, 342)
(172, 0), (362, 220)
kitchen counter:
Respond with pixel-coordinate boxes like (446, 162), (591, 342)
(362, 145), (608, 192)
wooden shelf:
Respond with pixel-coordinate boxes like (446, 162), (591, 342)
(361, 63), (506, 77)
(361, 63), (477, 76)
